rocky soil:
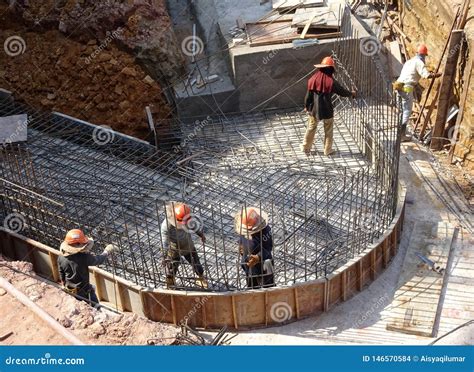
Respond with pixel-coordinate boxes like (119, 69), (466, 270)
(0, 0), (185, 138)
(0, 255), (178, 345)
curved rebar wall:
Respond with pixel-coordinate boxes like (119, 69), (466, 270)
(0, 35), (401, 293)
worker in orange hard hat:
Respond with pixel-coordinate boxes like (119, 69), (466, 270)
(302, 56), (356, 156)
(58, 229), (119, 306)
(161, 201), (208, 289)
(235, 206), (275, 289)
(394, 44), (441, 142)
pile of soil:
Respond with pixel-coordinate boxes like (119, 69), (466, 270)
(0, 256), (177, 345)
(0, 3), (173, 139)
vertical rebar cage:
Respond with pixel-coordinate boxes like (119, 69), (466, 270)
(0, 34), (401, 292)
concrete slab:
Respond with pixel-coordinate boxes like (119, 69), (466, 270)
(0, 114), (28, 144)
(386, 221), (455, 337)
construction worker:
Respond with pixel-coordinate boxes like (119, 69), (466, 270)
(58, 229), (118, 306)
(394, 44), (441, 141)
(161, 202), (208, 289)
(235, 207), (275, 289)
(302, 56), (356, 156)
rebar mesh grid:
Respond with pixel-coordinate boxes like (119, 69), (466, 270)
(0, 38), (401, 292)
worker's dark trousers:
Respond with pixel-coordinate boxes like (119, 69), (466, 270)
(166, 241), (204, 278)
(241, 261), (275, 289)
(77, 285), (99, 306)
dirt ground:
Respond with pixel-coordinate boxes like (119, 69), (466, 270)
(0, 256), (177, 345)
(0, 3), (171, 139)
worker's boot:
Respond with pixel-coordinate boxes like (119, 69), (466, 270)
(400, 126), (412, 142)
(166, 276), (176, 288)
(195, 276), (208, 289)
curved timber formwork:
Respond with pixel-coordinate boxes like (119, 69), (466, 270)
(0, 184), (404, 329)
(1, 30), (404, 328)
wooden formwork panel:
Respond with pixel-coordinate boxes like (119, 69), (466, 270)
(328, 273), (342, 308)
(0, 186), (407, 329)
(143, 292), (174, 324)
(295, 282), (325, 317)
(204, 296), (234, 329)
(233, 292), (267, 328)
(344, 263), (359, 299)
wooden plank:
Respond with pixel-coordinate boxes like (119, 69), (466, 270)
(448, 52), (473, 162)
(431, 30), (464, 150)
(292, 6), (340, 29)
(300, 14), (316, 38)
(272, 0), (324, 11)
(386, 222), (455, 337)
(247, 21), (341, 46)
(388, 41), (403, 79)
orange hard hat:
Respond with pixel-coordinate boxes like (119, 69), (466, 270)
(417, 44), (428, 55)
(241, 207), (261, 228)
(314, 56), (335, 68)
(65, 229), (89, 245)
(174, 203), (191, 222)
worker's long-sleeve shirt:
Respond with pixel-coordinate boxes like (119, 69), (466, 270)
(397, 56), (430, 86)
(304, 80), (352, 120)
(239, 225), (273, 262)
(58, 252), (107, 290)
(160, 220), (197, 252)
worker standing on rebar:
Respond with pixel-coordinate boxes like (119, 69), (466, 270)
(58, 229), (119, 306)
(235, 207), (275, 289)
(394, 44), (441, 141)
(161, 202), (208, 289)
(302, 56), (356, 156)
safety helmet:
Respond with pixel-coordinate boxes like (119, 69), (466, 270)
(64, 229), (89, 245)
(417, 44), (428, 56)
(241, 207), (261, 228)
(174, 203), (191, 222)
(314, 56), (335, 68)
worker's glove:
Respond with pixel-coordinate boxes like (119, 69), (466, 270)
(351, 90), (357, 98)
(247, 254), (260, 268)
(103, 244), (119, 255)
(429, 72), (442, 78)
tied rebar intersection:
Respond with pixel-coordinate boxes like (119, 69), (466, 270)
(0, 38), (401, 292)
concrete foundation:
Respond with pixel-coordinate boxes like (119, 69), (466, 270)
(170, 0), (370, 117)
